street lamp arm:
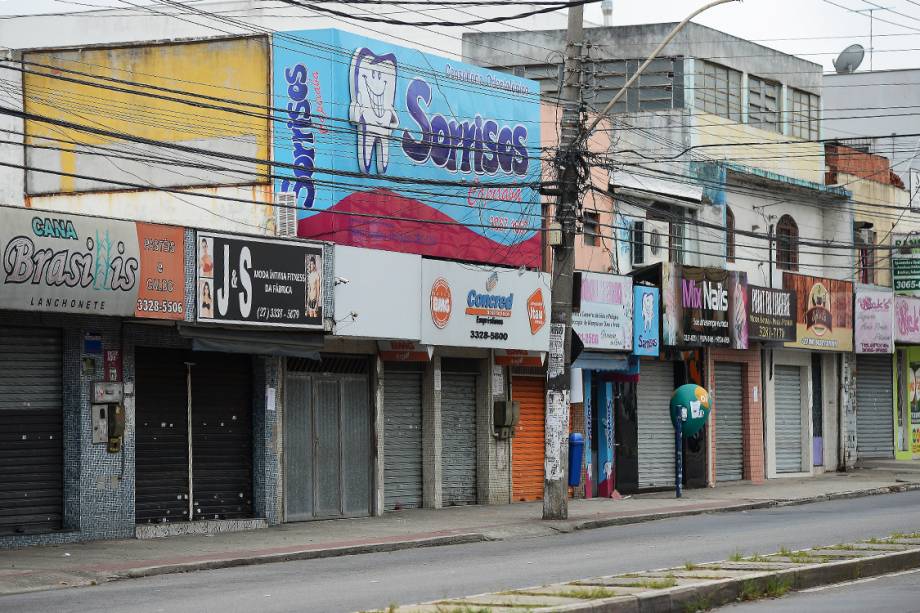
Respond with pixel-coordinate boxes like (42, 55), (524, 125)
(582, 0), (742, 138)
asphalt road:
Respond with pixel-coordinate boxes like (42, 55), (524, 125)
(719, 568), (920, 612)
(4, 491), (920, 613)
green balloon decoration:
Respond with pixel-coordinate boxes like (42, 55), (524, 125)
(670, 384), (712, 438)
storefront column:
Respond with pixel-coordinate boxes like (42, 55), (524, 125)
(423, 356), (442, 509)
(373, 355), (386, 516)
(252, 356), (282, 525)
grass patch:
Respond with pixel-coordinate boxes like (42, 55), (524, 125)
(435, 607), (496, 613)
(559, 587), (618, 600)
(891, 532), (920, 540)
(778, 546), (793, 557)
(618, 577), (678, 590)
(866, 537), (888, 545)
(747, 553), (770, 563)
(683, 594), (713, 612)
(729, 551), (744, 562)
(787, 552), (816, 564)
(825, 544), (858, 551)
(739, 576), (792, 602)
(684, 561), (699, 571)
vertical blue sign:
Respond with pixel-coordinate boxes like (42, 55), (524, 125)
(633, 286), (660, 357)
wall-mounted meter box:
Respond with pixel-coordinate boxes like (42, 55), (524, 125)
(93, 381), (123, 404)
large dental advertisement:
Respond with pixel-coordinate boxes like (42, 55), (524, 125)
(272, 29), (542, 267)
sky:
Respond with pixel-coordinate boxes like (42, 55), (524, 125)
(1, 0), (919, 73)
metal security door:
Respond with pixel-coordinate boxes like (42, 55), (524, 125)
(384, 368), (424, 511)
(775, 365), (804, 473)
(190, 353), (253, 520)
(637, 360), (675, 489)
(135, 348), (190, 524)
(856, 355), (895, 459)
(284, 374), (313, 522)
(714, 362), (744, 482)
(0, 327), (63, 536)
(441, 372), (478, 505)
(511, 376), (545, 502)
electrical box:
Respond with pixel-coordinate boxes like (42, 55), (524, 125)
(93, 381), (124, 404)
(92, 404), (109, 444)
(494, 400), (520, 429)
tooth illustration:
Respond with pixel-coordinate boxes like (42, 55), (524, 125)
(349, 47), (400, 174)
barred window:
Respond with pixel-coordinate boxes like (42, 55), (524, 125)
(583, 211), (600, 247)
(749, 76), (781, 133)
(790, 88), (820, 141)
(697, 61), (743, 122)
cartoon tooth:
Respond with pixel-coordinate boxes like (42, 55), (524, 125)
(349, 47), (399, 174)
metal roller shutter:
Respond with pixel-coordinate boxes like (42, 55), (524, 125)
(0, 327), (63, 536)
(511, 376), (544, 502)
(189, 353), (253, 521)
(775, 364), (804, 473)
(856, 355), (894, 460)
(441, 372), (477, 505)
(637, 360), (675, 489)
(384, 369), (424, 511)
(714, 362), (744, 482)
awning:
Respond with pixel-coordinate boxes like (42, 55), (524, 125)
(610, 169), (704, 206)
(572, 352), (639, 374)
(177, 325), (323, 358)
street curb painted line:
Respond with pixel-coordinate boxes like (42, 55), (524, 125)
(117, 533), (487, 579)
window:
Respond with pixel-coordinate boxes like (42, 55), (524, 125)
(583, 211), (600, 247)
(726, 207), (736, 263)
(855, 225), (877, 284)
(697, 61), (743, 122)
(749, 76), (781, 133)
(790, 89), (820, 141)
(775, 215), (799, 271)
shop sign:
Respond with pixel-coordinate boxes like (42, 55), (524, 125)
(783, 273), (853, 352)
(377, 341), (432, 362)
(632, 285), (660, 357)
(909, 361), (920, 453)
(896, 296), (920, 344)
(661, 265), (748, 348)
(494, 349), (545, 367)
(419, 260), (550, 351)
(571, 272), (632, 352)
(0, 208), (185, 319)
(854, 286), (894, 354)
(746, 285), (796, 342)
(196, 232), (324, 329)
(892, 233), (920, 296)
(273, 29), (542, 267)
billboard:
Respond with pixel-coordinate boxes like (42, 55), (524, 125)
(196, 233), (324, 329)
(633, 285), (660, 357)
(0, 208), (185, 318)
(272, 29), (542, 267)
(783, 273), (853, 352)
(661, 265), (748, 348)
(571, 272), (632, 352)
(746, 285), (796, 342)
(24, 37), (270, 194)
(419, 260), (549, 351)
(854, 286), (894, 354)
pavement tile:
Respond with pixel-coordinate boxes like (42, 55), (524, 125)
(439, 593), (583, 607)
(808, 548), (885, 558)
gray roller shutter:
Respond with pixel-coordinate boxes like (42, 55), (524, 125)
(384, 369), (423, 511)
(775, 364), (804, 473)
(441, 372), (477, 505)
(637, 360), (675, 489)
(715, 362), (744, 482)
(856, 355), (894, 460)
(0, 327), (63, 536)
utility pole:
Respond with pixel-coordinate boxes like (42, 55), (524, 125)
(543, 1), (584, 521)
(543, 0), (739, 521)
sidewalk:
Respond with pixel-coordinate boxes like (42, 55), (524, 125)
(2, 464), (918, 597)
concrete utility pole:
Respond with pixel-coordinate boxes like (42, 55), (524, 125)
(543, 0), (739, 521)
(543, 1), (584, 521)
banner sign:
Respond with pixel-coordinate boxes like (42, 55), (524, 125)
(892, 233), (920, 296)
(854, 286), (894, 354)
(633, 285), (660, 357)
(196, 233), (324, 329)
(783, 273), (853, 352)
(419, 260), (549, 351)
(662, 265), (748, 348)
(572, 272), (633, 352)
(746, 285), (796, 342)
(273, 29), (542, 268)
(377, 341), (432, 362)
(0, 208), (185, 319)
(895, 295), (920, 344)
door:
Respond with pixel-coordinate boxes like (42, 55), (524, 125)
(0, 327), (63, 536)
(775, 364), (804, 473)
(812, 354), (824, 467)
(637, 360), (675, 489)
(284, 357), (371, 521)
(856, 355), (895, 459)
(384, 367), (424, 511)
(441, 372), (478, 506)
(714, 362), (744, 482)
(136, 349), (253, 524)
(511, 376), (544, 502)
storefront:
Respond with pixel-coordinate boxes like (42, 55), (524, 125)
(893, 295), (920, 460)
(853, 286), (896, 461)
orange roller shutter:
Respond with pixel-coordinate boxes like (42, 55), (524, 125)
(511, 376), (545, 502)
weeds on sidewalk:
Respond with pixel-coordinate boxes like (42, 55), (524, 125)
(559, 587), (618, 600)
(684, 561), (699, 571)
(728, 551), (744, 562)
(739, 576), (791, 602)
(891, 532), (920, 539)
(683, 594), (713, 612)
(618, 576), (678, 590)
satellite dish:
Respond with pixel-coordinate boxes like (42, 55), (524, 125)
(833, 44), (865, 74)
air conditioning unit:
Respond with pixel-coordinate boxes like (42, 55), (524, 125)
(274, 191), (297, 238)
(631, 219), (670, 267)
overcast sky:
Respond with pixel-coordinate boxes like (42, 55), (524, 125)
(1, 0), (919, 72)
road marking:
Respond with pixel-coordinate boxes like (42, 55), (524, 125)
(800, 568), (920, 593)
